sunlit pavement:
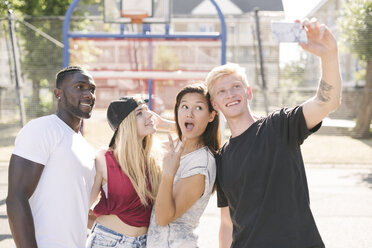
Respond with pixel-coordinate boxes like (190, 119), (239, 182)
(196, 164), (372, 248)
(1, 163), (371, 248)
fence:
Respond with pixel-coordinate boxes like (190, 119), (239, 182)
(0, 16), (64, 125)
(0, 11), (368, 134)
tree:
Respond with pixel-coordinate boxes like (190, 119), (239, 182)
(279, 52), (307, 88)
(338, 0), (372, 138)
(1, 0), (99, 117)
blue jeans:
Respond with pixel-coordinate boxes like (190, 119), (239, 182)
(86, 222), (147, 248)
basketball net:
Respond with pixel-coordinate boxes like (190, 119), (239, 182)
(121, 10), (149, 24)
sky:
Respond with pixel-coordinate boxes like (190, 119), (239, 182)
(282, 0), (324, 20)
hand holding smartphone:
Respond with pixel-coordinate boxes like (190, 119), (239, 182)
(271, 21), (308, 43)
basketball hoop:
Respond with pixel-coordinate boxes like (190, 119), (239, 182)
(104, 0), (170, 24)
(121, 10), (149, 24)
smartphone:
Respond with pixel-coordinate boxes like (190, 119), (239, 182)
(271, 21), (308, 43)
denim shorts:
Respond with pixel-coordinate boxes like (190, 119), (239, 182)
(86, 222), (147, 248)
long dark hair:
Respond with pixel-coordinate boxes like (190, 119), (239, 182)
(174, 82), (220, 154)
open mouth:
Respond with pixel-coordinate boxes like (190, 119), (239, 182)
(184, 122), (194, 131)
(80, 102), (93, 110)
(226, 100), (240, 107)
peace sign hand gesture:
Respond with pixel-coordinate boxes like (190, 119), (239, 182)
(162, 134), (186, 177)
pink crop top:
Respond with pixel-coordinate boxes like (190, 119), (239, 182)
(93, 150), (152, 227)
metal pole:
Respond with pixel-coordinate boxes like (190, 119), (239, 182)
(68, 32), (222, 39)
(210, 0), (226, 65)
(63, 0), (81, 67)
(254, 8), (269, 115)
(144, 24), (154, 110)
(210, 0), (227, 143)
(8, 9), (26, 126)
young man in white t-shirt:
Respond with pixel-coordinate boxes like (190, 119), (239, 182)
(6, 66), (97, 248)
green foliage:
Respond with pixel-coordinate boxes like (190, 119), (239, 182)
(353, 66), (366, 84)
(279, 52), (307, 88)
(39, 78), (49, 87)
(17, 0), (70, 16)
(24, 90), (53, 118)
(1, 0), (100, 117)
(0, 1), (22, 16)
(338, 0), (372, 62)
(1, 0), (101, 16)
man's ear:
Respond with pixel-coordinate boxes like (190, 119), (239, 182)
(246, 85), (253, 100)
(54, 88), (62, 100)
(210, 99), (219, 111)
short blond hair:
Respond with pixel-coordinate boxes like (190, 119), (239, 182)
(206, 63), (248, 96)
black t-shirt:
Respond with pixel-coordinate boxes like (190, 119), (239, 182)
(217, 106), (324, 248)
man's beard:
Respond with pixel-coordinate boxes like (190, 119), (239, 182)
(65, 99), (93, 119)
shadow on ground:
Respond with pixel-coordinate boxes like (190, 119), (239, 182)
(0, 234), (12, 242)
(362, 173), (372, 189)
(360, 138), (372, 148)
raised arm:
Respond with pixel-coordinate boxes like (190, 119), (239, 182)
(152, 111), (176, 132)
(219, 207), (233, 248)
(299, 19), (342, 129)
(6, 154), (44, 248)
(154, 136), (205, 226)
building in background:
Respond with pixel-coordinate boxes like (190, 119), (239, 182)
(304, 0), (362, 87)
(173, 0), (284, 89)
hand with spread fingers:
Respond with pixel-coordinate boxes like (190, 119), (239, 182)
(162, 134), (185, 177)
(297, 18), (338, 60)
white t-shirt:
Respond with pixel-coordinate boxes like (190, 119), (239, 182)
(13, 115), (96, 248)
(146, 146), (216, 248)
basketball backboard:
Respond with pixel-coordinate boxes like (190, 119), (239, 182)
(104, 0), (171, 24)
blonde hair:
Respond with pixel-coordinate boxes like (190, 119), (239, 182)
(206, 63), (249, 96)
(112, 110), (161, 207)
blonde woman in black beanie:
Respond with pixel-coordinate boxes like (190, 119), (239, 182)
(86, 97), (162, 248)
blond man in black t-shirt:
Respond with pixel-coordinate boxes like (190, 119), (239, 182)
(206, 19), (342, 248)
